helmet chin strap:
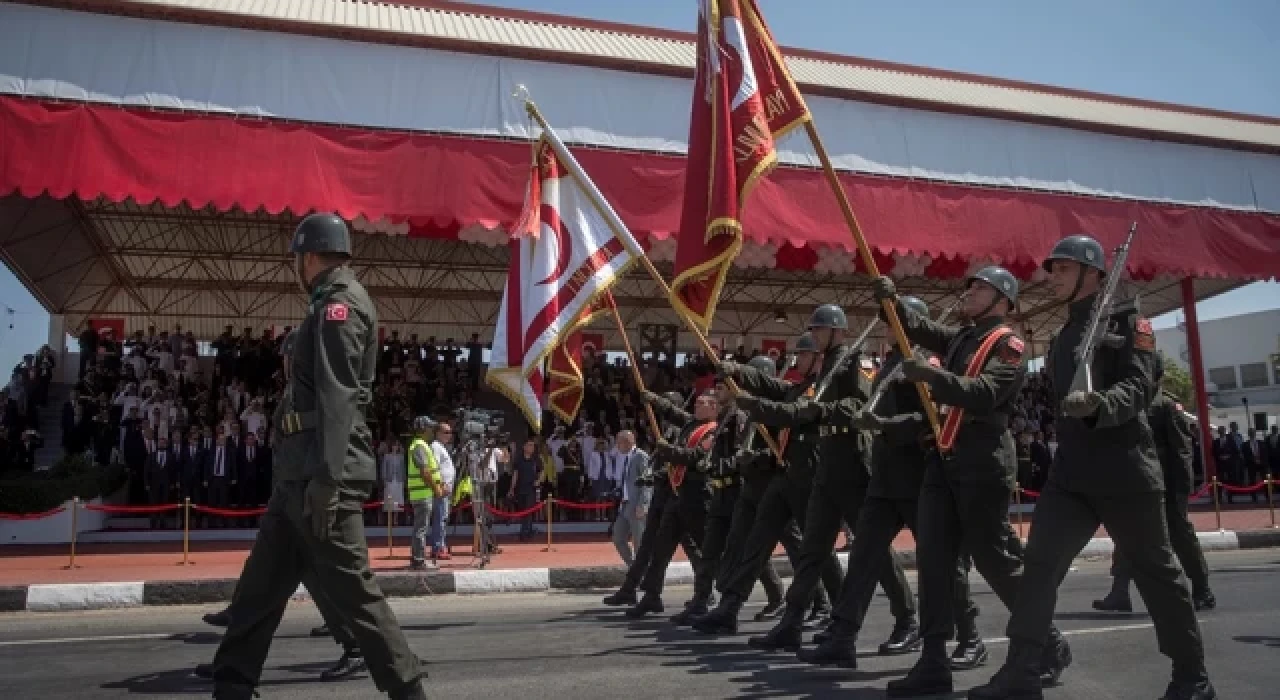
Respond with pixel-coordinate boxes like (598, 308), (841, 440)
(1067, 265), (1087, 303)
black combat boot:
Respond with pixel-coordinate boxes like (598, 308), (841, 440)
(747, 605), (804, 651)
(625, 592), (664, 618)
(754, 597), (784, 621)
(878, 617), (923, 655)
(805, 597), (831, 629)
(967, 642), (1044, 700)
(1038, 626), (1072, 687)
(692, 593), (742, 634)
(310, 624), (331, 638)
(951, 609), (988, 670)
(671, 592), (713, 625)
(319, 650), (367, 681)
(1162, 664), (1217, 700)
(202, 608), (232, 628)
(1192, 589), (1216, 611)
(602, 587), (638, 606)
(796, 617), (858, 668)
(390, 679), (428, 700)
(886, 637), (953, 698)
(1091, 581), (1133, 612)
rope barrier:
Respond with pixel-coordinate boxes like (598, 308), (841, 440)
(489, 502), (545, 519)
(191, 505), (268, 517)
(0, 505), (67, 521)
(1020, 488), (1041, 499)
(552, 499), (614, 511)
(1219, 481), (1269, 494)
(362, 501), (385, 510)
(83, 503), (182, 514)
(1189, 482), (1214, 500)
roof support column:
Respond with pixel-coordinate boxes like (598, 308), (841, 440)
(1181, 276), (1216, 482)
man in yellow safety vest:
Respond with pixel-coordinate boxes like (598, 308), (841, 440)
(407, 415), (445, 570)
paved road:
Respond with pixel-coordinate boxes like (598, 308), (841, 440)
(1, 549), (1276, 699)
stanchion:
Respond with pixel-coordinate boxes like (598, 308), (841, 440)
(65, 497), (80, 570)
(1267, 474), (1276, 529)
(1211, 476), (1223, 532)
(542, 497), (555, 553)
(387, 508), (395, 559)
(180, 498), (192, 566)
(1014, 484), (1024, 540)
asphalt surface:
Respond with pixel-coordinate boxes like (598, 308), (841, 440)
(0, 549), (1276, 699)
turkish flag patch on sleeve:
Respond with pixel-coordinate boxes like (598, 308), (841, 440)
(325, 303), (349, 322)
(1134, 317), (1155, 351)
(998, 336), (1025, 364)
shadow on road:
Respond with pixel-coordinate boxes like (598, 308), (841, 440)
(1233, 635), (1280, 648)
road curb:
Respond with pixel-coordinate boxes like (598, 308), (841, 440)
(6, 528), (1278, 612)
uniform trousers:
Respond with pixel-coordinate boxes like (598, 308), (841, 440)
(1008, 484), (1205, 668)
(622, 480), (702, 592)
(212, 481), (422, 694)
(641, 478), (712, 597)
(1111, 489), (1210, 597)
(717, 479), (794, 603)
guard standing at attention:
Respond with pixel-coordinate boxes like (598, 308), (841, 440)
(971, 235), (1214, 700)
(1094, 353), (1216, 614)
(871, 268), (1069, 698)
(210, 213), (426, 700)
(626, 392), (718, 620)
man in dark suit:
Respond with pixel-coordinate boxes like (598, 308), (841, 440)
(203, 434), (238, 527)
(1242, 428), (1266, 503)
(178, 431), (205, 510)
(145, 435), (176, 528)
(122, 420), (149, 504)
(1213, 425), (1243, 504)
(255, 429), (274, 505)
(238, 432), (268, 508)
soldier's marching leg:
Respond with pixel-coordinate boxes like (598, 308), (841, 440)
(1094, 549), (1135, 612)
(782, 481), (844, 629)
(739, 486), (803, 650)
(696, 488), (754, 633)
(951, 553), (989, 670)
(305, 573), (370, 682)
(888, 477), (959, 698)
(1100, 493), (1214, 700)
(675, 489), (722, 625)
(631, 502), (683, 618)
(605, 485), (670, 606)
(1165, 494), (1214, 610)
(296, 483), (424, 696)
(971, 484), (1097, 700)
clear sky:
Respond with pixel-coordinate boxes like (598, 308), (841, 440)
(3, 0), (1278, 370)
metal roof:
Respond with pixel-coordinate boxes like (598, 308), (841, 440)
(39, 0), (1280, 152)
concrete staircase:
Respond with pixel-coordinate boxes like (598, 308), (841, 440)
(32, 382), (73, 469)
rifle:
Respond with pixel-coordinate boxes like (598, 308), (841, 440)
(865, 296), (964, 414)
(1069, 222), (1138, 395)
(812, 318), (881, 401)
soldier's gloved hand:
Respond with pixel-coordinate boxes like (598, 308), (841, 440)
(871, 276), (897, 303)
(1062, 390), (1103, 418)
(640, 390), (660, 405)
(853, 410), (885, 432)
(716, 360), (742, 382)
(302, 477), (341, 541)
(900, 351), (943, 384)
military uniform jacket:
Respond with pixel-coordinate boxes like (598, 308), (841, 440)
(701, 407), (748, 481)
(809, 344), (874, 488)
(275, 265), (378, 484)
(649, 397), (711, 488)
(866, 351), (930, 500)
(734, 365), (821, 476)
(900, 308), (1025, 484)
(1047, 296), (1162, 493)
(1150, 389), (1194, 497)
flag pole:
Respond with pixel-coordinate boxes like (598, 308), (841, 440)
(605, 304), (664, 444)
(800, 121), (944, 443)
(519, 91), (787, 462)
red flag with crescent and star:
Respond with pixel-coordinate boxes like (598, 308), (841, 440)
(487, 136), (641, 431)
(670, 0), (811, 332)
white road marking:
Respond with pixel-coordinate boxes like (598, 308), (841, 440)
(983, 622), (1155, 645)
(0, 633), (172, 647)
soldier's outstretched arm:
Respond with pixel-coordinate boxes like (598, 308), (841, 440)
(1091, 315), (1158, 428)
(732, 365), (792, 401)
(647, 394), (693, 426)
(313, 292), (367, 483)
(893, 302), (959, 357)
(741, 396), (822, 428)
(925, 334), (1024, 413)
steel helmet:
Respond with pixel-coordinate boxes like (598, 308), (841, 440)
(412, 415), (436, 433)
(1042, 234), (1106, 274)
(794, 332), (819, 354)
(967, 265), (1019, 306)
(900, 295), (929, 318)
(807, 304), (848, 330)
(748, 355), (778, 378)
(291, 213), (352, 256)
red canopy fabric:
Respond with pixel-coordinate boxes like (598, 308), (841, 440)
(2, 96), (1277, 281)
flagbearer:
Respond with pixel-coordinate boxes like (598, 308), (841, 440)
(870, 268), (1069, 698)
(626, 392), (718, 621)
(972, 236), (1214, 700)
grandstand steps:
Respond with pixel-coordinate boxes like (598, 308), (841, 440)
(32, 382), (72, 469)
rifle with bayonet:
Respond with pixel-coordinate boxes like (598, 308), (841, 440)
(1069, 222), (1138, 394)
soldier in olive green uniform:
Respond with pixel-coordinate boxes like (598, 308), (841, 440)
(971, 236), (1214, 700)
(211, 214), (425, 700)
(871, 268), (1068, 698)
(798, 297), (984, 670)
(1094, 354), (1215, 614)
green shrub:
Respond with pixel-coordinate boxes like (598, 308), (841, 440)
(0, 454), (127, 515)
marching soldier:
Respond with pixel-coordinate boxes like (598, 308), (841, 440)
(871, 267), (1069, 697)
(725, 304), (917, 657)
(1094, 353), (1216, 613)
(625, 392), (718, 620)
(210, 214), (425, 700)
(693, 355), (801, 633)
(797, 296), (984, 670)
(971, 235), (1214, 700)
(601, 392), (703, 608)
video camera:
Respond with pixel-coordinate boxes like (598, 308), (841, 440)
(454, 407), (508, 446)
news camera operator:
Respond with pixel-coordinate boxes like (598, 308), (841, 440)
(452, 408), (508, 565)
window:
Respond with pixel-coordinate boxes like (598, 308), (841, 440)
(1208, 366), (1237, 391)
(1240, 362), (1271, 389)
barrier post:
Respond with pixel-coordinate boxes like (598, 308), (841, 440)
(542, 497), (555, 553)
(65, 497), (80, 570)
(1267, 474), (1276, 529)
(387, 508), (395, 559)
(1014, 484), (1024, 540)
(1211, 476), (1223, 532)
(181, 498), (192, 566)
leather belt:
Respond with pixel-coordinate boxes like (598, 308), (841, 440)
(818, 425), (852, 437)
(279, 411), (317, 436)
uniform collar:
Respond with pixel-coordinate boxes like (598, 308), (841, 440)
(308, 265), (350, 303)
(969, 315), (1006, 334)
(1068, 294), (1096, 319)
